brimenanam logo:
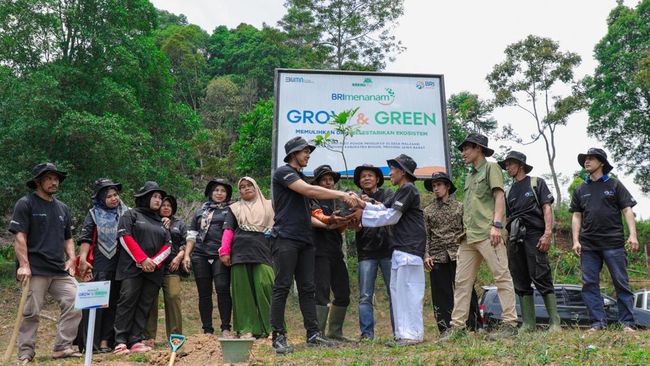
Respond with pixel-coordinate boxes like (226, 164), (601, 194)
(285, 76), (314, 84)
(416, 80), (436, 89)
(352, 77), (373, 87)
(331, 87), (395, 106)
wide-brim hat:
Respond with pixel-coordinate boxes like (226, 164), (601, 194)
(387, 154), (417, 181)
(457, 132), (494, 157)
(91, 178), (123, 198)
(26, 162), (67, 189)
(353, 164), (384, 189)
(578, 148), (613, 174)
(424, 172), (456, 194)
(311, 165), (341, 185)
(204, 178), (233, 200)
(283, 136), (316, 163)
(498, 151), (533, 174)
(134, 181), (166, 198)
(162, 195), (178, 216)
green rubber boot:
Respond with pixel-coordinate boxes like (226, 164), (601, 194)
(316, 305), (329, 334)
(326, 305), (353, 342)
(519, 295), (536, 333)
(543, 293), (562, 332)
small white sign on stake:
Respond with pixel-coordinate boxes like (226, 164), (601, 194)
(75, 281), (111, 310)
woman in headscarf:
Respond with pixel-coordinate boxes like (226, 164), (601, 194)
(113, 181), (171, 355)
(219, 177), (275, 338)
(76, 178), (128, 353)
(143, 195), (187, 346)
(183, 179), (233, 337)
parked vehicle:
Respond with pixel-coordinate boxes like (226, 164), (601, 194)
(634, 290), (650, 311)
(479, 284), (650, 329)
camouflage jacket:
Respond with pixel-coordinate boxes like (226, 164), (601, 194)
(423, 197), (464, 263)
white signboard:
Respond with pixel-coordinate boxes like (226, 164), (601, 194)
(75, 281), (111, 310)
(273, 69), (450, 177)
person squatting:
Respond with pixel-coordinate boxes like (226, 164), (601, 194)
(7, 134), (641, 362)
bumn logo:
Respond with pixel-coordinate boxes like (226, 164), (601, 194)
(285, 76), (314, 84)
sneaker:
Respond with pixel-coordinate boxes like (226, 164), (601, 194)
(359, 333), (374, 342)
(306, 332), (335, 347)
(622, 326), (636, 333)
(587, 325), (605, 333)
(17, 355), (32, 364)
(272, 334), (294, 354)
(437, 327), (467, 343)
(488, 324), (518, 340)
(386, 338), (421, 347)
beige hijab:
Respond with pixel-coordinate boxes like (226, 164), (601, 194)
(229, 177), (274, 233)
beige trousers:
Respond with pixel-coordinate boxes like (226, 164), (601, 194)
(451, 238), (517, 327)
(18, 275), (82, 359)
(144, 274), (183, 340)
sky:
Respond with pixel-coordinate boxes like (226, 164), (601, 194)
(150, 0), (648, 219)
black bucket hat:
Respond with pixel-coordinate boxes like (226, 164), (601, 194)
(283, 136), (316, 163)
(91, 178), (123, 198)
(311, 165), (341, 185)
(204, 178), (233, 201)
(498, 151), (533, 174)
(353, 164), (384, 189)
(424, 172), (456, 194)
(134, 181), (166, 198)
(26, 162), (67, 189)
(162, 195), (178, 216)
(457, 133), (494, 157)
(387, 154), (417, 181)
(578, 148), (614, 174)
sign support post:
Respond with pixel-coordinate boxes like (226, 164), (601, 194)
(75, 280), (111, 366)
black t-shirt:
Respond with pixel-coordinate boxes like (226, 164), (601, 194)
(116, 208), (171, 284)
(9, 193), (72, 276)
(355, 188), (394, 260)
(189, 204), (230, 258)
(272, 164), (312, 245)
(224, 208), (272, 266)
(311, 199), (344, 257)
(569, 176), (637, 250)
(165, 218), (187, 274)
(506, 176), (554, 232)
(383, 183), (426, 258)
(78, 212), (119, 272)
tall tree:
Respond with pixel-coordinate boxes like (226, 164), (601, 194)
(280, 0), (405, 70)
(487, 35), (585, 205)
(584, 0), (650, 193)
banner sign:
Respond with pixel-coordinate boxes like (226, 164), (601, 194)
(75, 281), (111, 310)
(273, 69), (450, 177)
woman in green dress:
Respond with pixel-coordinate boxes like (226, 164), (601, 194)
(219, 177), (275, 338)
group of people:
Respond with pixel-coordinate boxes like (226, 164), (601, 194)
(7, 132), (641, 362)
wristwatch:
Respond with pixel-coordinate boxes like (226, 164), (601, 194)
(492, 221), (504, 229)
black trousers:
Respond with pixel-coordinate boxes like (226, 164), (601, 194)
(507, 230), (555, 296)
(74, 271), (121, 351)
(315, 254), (350, 307)
(114, 275), (160, 346)
(192, 256), (232, 333)
(270, 237), (319, 337)
(429, 261), (480, 333)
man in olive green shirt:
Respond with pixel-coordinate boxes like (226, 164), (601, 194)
(439, 133), (518, 341)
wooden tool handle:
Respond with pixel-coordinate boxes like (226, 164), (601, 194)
(168, 351), (177, 366)
(3, 278), (31, 362)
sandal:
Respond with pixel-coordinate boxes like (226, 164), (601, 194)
(129, 342), (152, 353)
(113, 343), (131, 355)
(52, 348), (82, 359)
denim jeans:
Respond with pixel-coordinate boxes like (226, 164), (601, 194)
(581, 247), (635, 328)
(358, 258), (394, 338)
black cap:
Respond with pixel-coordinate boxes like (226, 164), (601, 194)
(578, 148), (613, 174)
(311, 165), (341, 185)
(424, 172), (456, 194)
(91, 178), (123, 198)
(26, 162), (67, 189)
(498, 151), (533, 174)
(283, 136), (316, 163)
(387, 154), (417, 181)
(457, 133), (494, 157)
(134, 181), (166, 198)
(204, 178), (233, 201)
(353, 164), (384, 189)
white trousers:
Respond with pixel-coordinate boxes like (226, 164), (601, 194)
(390, 250), (425, 341)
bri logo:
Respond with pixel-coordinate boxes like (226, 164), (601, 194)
(416, 80), (436, 89)
(285, 76), (314, 84)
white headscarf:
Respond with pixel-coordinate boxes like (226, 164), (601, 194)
(229, 177), (274, 233)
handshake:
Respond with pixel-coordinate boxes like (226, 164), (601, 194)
(333, 191), (374, 224)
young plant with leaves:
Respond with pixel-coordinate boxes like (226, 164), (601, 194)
(312, 107), (361, 178)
